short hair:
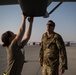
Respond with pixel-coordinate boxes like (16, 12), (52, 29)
(48, 20), (55, 27)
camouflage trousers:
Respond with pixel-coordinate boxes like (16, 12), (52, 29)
(42, 63), (59, 75)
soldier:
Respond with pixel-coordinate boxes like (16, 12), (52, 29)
(1, 13), (34, 75)
(39, 20), (68, 75)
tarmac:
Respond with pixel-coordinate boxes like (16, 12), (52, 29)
(0, 45), (76, 75)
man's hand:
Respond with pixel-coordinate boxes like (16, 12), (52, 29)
(59, 65), (65, 75)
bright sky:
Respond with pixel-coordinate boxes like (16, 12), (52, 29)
(0, 2), (76, 44)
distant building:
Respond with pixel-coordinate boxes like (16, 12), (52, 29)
(65, 41), (70, 46)
(65, 41), (76, 47)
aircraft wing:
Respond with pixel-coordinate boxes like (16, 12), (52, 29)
(0, 0), (18, 5)
(0, 0), (76, 5)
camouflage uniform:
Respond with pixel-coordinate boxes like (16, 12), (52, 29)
(39, 32), (68, 75)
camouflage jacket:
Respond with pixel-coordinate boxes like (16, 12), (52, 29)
(39, 32), (68, 69)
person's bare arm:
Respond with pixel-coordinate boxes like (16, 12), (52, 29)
(15, 13), (27, 44)
(22, 17), (34, 45)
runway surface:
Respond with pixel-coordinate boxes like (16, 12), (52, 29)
(0, 45), (76, 75)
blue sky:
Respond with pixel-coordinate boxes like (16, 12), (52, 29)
(0, 2), (76, 44)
